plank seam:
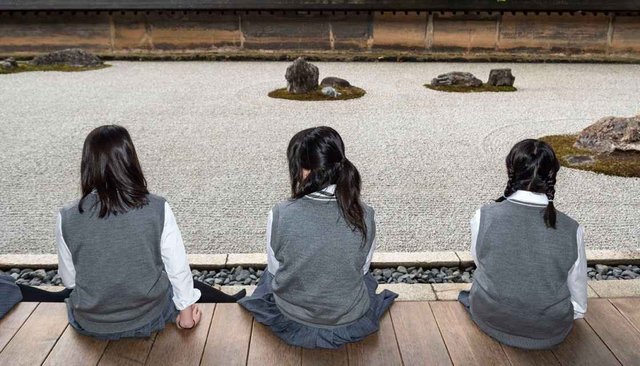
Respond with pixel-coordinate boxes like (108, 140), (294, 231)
(387, 310), (405, 366)
(608, 299), (640, 335)
(244, 316), (254, 366)
(583, 306), (625, 366)
(42, 322), (71, 365)
(198, 304), (217, 365)
(426, 303), (454, 365)
(140, 332), (159, 365)
(0, 302), (38, 354)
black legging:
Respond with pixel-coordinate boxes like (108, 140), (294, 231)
(18, 280), (245, 303)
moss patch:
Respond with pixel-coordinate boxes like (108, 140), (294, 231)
(540, 134), (640, 178)
(0, 63), (110, 75)
(268, 86), (366, 101)
(425, 84), (517, 93)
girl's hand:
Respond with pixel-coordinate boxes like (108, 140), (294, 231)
(176, 304), (202, 329)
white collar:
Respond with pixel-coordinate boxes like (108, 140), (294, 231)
(305, 184), (337, 201)
(507, 190), (549, 206)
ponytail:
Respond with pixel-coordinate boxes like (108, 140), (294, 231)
(335, 158), (367, 243)
(287, 126), (368, 244)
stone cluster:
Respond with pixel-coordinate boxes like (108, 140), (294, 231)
(3, 264), (640, 287)
(575, 115), (640, 153)
(31, 48), (103, 67)
(284, 57), (351, 98)
(430, 69), (516, 87)
(0, 57), (18, 70)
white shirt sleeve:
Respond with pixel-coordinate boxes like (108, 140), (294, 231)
(568, 225), (588, 319)
(56, 212), (76, 289)
(470, 209), (481, 265)
(160, 202), (201, 311)
(363, 238), (376, 275)
(266, 210), (280, 275)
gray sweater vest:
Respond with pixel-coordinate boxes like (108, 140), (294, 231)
(60, 193), (170, 334)
(270, 197), (375, 327)
(470, 200), (579, 349)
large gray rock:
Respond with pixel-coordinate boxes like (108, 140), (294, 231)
(285, 57), (319, 94)
(487, 69), (515, 86)
(431, 72), (482, 87)
(575, 115), (640, 153)
(31, 48), (103, 67)
(0, 57), (17, 70)
(320, 76), (351, 88)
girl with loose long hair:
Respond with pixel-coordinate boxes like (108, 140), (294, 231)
(239, 126), (398, 349)
(458, 139), (587, 350)
(49, 125), (243, 340)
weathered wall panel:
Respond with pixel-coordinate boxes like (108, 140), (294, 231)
(241, 13), (331, 49)
(499, 13), (610, 53)
(611, 16), (640, 53)
(0, 12), (111, 53)
(372, 13), (427, 50)
(330, 14), (370, 50)
(431, 12), (497, 51)
(147, 13), (241, 50)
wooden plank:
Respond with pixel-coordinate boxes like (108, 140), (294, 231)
(430, 301), (510, 366)
(347, 312), (403, 366)
(44, 325), (108, 366)
(552, 319), (621, 366)
(583, 298), (640, 366)
(501, 345), (560, 366)
(0, 0), (638, 12)
(246, 321), (301, 366)
(0, 303), (69, 366)
(98, 334), (158, 366)
(0, 302), (38, 352)
(302, 348), (348, 366)
(610, 298), (640, 333)
(201, 304), (252, 366)
(145, 304), (215, 366)
(390, 302), (452, 365)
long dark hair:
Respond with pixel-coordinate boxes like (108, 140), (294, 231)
(78, 125), (149, 218)
(287, 126), (367, 242)
(496, 139), (560, 228)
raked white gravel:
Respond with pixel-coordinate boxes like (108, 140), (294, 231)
(0, 61), (638, 254)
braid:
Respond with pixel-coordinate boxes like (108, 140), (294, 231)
(496, 167), (516, 202)
(543, 172), (557, 229)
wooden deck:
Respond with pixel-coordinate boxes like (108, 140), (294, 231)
(1, 299), (639, 366)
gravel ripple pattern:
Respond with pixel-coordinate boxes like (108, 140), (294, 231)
(0, 62), (639, 253)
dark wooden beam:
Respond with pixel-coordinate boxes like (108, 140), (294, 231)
(0, 0), (638, 12)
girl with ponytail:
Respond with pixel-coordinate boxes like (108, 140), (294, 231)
(459, 139), (588, 350)
(239, 126), (398, 349)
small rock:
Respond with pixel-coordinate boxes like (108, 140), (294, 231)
(214, 278), (224, 285)
(397, 266), (408, 274)
(321, 86), (341, 98)
(0, 57), (18, 70)
(565, 155), (595, 166)
(10, 273), (19, 280)
(236, 270), (251, 282)
(431, 72), (482, 87)
(285, 57), (319, 94)
(487, 69), (515, 87)
(621, 270), (638, 279)
(243, 278), (252, 285)
(595, 264), (609, 275)
(320, 76), (351, 88)
(9, 268), (20, 274)
(204, 278), (215, 285)
(382, 269), (393, 279)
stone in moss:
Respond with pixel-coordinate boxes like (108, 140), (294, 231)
(425, 84), (517, 93)
(540, 134), (640, 178)
(268, 86), (366, 101)
(31, 49), (103, 67)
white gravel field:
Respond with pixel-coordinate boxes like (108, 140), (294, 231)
(0, 61), (638, 254)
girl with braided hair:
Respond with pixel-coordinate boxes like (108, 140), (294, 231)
(239, 126), (398, 349)
(458, 139), (587, 350)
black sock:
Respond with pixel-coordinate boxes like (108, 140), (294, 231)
(18, 284), (72, 302)
(193, 280), (246, 303)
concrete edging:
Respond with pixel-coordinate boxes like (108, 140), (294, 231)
(3, 250), (639, 270)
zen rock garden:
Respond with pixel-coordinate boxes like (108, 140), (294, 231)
(268, 57), (366, 101)
(426, 69), (516, 92)
(541, 114), (640, 177)
(0, 48), (107, 74)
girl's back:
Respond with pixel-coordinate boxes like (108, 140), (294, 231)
(271, 197), (375, 326)
(61, 193), (170, 333)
